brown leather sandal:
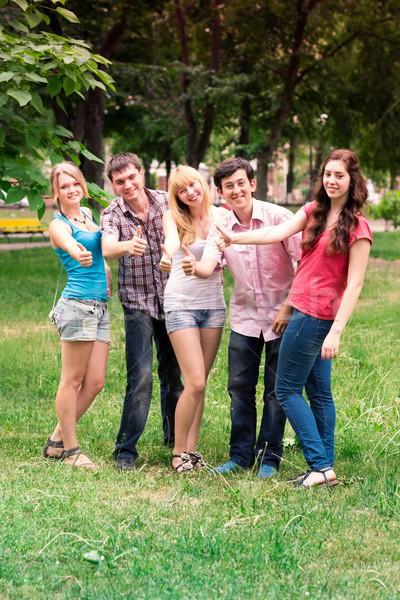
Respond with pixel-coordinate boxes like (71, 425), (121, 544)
(60, 446), (99, 470)
(171, 453), (194, 473)
(43, 437), (64, 459)
(189, 451), (206, 468)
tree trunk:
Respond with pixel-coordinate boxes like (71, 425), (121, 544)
(286, 138), (296, 203)
(49, 1), (134, 194)
(142, 157), (151, 188)
(256, 155), (268, 201)
(175, 0), (222, 167)
(237, 95), (250, 158)
(261, 1), (322, 170)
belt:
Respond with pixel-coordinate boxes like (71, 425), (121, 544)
(69, 298), (107, 308)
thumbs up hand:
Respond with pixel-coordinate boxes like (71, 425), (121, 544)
(215, 224), (233, 252)
(181, 244), (196, 276)
(159, 244), (172, 273)
(128, 225), (147, 256)
(76, 242), (93, 268)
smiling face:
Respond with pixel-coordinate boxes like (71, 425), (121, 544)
(111, 165), (145, 204)
(57, 173), (84, 208)
(323, 160), (351, 205)
(177, 179), (205, 209)
(217, 168), (256, 217)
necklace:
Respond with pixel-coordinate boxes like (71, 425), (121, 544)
(60, 209), (87, 225)
(194, 213), (210, 232)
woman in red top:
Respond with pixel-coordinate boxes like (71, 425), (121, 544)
(216, 149), (372, 489)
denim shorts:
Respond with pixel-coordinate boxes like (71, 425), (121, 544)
(165, 308), (226, 334)
(50, 297), (111, 343)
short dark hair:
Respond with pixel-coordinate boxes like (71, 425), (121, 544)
(213, 157), (255, 189)
(107, 153), (142, 182)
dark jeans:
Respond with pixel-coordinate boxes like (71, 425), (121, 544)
(114, 307), (183, 461)
(228, 331), (286, 470)
(275, 309), (335, 470)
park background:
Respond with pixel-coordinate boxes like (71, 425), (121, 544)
(1, 1), (400, 599)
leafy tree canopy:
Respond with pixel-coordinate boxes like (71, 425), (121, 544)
(0, 0), (115, 216)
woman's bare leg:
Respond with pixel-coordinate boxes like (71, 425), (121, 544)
(52, 341), (108, 467)
(186, 327), (223, 453)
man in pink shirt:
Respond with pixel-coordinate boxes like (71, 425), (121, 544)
(182, 157), (301, 478)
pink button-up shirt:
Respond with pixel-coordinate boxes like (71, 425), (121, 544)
(203, 199), (302, 341)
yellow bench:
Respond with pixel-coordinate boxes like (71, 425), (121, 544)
(0, 218), (48, 242)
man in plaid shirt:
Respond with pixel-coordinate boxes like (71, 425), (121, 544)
(101, 153), (183, 471)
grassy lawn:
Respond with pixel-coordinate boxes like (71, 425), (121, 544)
(0, 233), (399, 599)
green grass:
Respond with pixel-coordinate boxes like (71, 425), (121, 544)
(369, 230), (400, 261)
(0, 240), (399, 600)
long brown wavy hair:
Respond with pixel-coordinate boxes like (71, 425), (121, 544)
(168, 165), (212, 246)
(302, 149), (368, 255)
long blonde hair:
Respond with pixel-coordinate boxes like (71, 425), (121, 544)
(50, 162), (88, 209)
(168, 165), (212, 246)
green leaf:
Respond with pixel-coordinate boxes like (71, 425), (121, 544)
(96, 70), (115, 91)
(0, 93), (8, 107)
(30, 93), (44, 114)
(6, 186), (26, 203)
(37, 202), (46, 220)
(65, 152), (80, 165)
(0, 128), (5, 145)
(53, 125), (73, 139)
(27, 188), (44, 211)
(11, 0), (28, 11)
(24, 8), (43, 28)
(47, 78), (62, 98)
(8, 19), (29, 33)
(80, 148), (103, 164)
(62, 77), (76, 96)
(7, 88), (32, 106)
(55, 95), (67, 115)
(50, 152), (64, 166)
(15, 155), (31, 168)
(0, 72), (16, 83)
(41, 12), (50, 26)
(55, 7), (80, 24)
(29, 171), (48, 186)
(26, 133), (39, 148)
(24, 72), (47, 84)
(68, 141), (81, 152)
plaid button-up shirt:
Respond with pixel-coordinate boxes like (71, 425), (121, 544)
(101, 188), (169, 319)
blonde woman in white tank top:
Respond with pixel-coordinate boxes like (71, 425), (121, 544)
(160, 166), (229, 473)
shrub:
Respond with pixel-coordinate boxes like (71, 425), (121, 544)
(372, 190), (400, 229)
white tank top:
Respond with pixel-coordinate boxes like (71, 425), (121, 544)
(163, 207), (226, 312)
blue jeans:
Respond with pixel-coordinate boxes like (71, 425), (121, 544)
(275, 309), (335, 470)
(228, 331), (286, 470)
(114, 308), (183, 461)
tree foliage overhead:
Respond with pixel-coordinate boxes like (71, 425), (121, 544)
(3, 0), (400, 209)
(0, 0), (115, 215)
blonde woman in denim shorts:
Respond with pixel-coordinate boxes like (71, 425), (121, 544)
(159, 166), (229, 473)
(43, 162), (112, 470)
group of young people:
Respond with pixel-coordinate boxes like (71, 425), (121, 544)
(42, 149), (372, 489)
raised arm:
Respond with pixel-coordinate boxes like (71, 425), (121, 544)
(217, 208), (307, 246)
(49, 219), (92, 268)
(102, 225), (147, 259)
(321, 238), (371, 360)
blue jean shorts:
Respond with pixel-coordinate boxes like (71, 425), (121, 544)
(165, 308), (226, 334)
(50, 297), (111, 343)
